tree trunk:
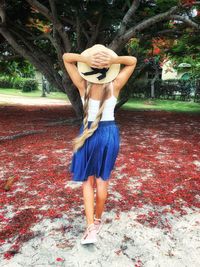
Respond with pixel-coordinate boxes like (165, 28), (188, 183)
(150, 67), (159, 98)
(115, 64), (149, 110)
(114, 96), (129, 112)
(0, 26), (83, 118)
(62, 77), (83, 119)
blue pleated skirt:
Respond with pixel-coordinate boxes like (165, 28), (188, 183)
(69, 120), (120, 182)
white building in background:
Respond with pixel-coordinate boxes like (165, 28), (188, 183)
(162, 60), (191, 80)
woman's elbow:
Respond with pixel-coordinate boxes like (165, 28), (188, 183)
(131, 56), (137, 65)
(62, 53), (68, 62)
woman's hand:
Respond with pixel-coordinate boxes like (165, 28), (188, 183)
(85, 51), (116, 69)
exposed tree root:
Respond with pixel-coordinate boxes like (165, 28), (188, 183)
(0, 130), (46, 142)
(44, 117), (82, 126)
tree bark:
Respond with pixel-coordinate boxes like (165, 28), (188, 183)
(117, 0), (140, 37)
(115, 64), (149, 111)
(109, 6), (179, 52)
(0, 130), (46, 142)
(26, 0), (71, 50)
(169, 15), (200, 30)
(151, 67), (159, 98)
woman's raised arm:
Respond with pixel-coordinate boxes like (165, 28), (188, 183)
(111, 56), (137, 92)
(92, 51), (137, 92)
(62, 52), (106, 91)
(62, 53), (88, 91)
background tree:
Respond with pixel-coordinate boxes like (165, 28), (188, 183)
(0, 0), (199, 119)
(168, 33), (200, 79)
(0, 58), (35, 78)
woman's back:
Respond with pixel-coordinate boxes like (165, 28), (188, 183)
(81, 81), (117, 121)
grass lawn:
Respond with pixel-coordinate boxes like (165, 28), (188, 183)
(122, 98), (200, 113)
(0, 88), (200, 113)
(0, 88), (67, 100)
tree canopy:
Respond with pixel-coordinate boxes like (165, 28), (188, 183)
(0, 0), (199, 118)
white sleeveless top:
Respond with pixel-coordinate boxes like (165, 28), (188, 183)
(81, 81), (117, 121)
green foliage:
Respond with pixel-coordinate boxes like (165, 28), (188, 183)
(122, 98), (200, 113)
(22, 79), (38, 92)
(0, 76), (38, 92)
(171, 42), (187, 54)
(0, 59), (36, 78)
(13, 77), (24, 89)
(1, 0), (199, 102)
(169, 33), (200, 79)
(0, 76), (13, 88)
(155, 0), (178, 12)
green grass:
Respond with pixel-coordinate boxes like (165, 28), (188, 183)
(122, 98), (200, 113)
(0, 88), (67, 100)
(0, 88), (200, 113)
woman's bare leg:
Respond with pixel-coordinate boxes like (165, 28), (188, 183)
(95, 177), (109, 219)
(82, 175), (95, 226)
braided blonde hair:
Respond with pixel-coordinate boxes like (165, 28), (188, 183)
(72, 81), (111, 153)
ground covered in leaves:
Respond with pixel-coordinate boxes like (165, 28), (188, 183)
(0, 104), (200, 267)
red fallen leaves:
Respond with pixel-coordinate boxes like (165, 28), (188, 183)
(0, 105), (200, 260)
(0, 209), (38, 240)
(134, 259), (143, 267)
(4, 252), (13, 260)
(135, 212), (172, 230)
(56, 257), (65, 262)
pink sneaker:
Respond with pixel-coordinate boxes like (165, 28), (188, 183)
(80, 223), (97, 245)
(94, 217), (103, 234)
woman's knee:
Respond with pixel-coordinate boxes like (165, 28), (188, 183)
(96, 177), (109, 189)
(82, 175), (95, 187)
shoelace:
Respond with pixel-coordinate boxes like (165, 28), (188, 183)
(83, 223), (96, 239)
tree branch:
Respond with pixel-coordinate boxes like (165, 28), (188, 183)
(60, 17), (73, 26)
(0, 0), (6, 26)
(117, 0), (140, 36)
(156, 29), (182, 36)
(82, 27), (90, 41)
(48, 0), (71, 51)
(86, 13), (102, 48)
(124, 6), (179, 40)
(26, 0), (71, 51)
(0, 130), (46, 142)
(10, 20), (64, 67)
(0, 27), (63, 91)
(25, 0), (53, 21)
(109, 6), (179, 52)
(76, 15), (82, 50)
(169, 14), (200, 30)
(86, 19), (93, 28)
(0, 54), (22, 61)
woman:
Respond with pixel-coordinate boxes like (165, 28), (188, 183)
(63, 44), (137, 245)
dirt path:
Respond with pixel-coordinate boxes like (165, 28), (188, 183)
(0, 93), (70, 106)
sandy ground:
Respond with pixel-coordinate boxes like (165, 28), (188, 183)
(1, 204), (200, 267)
(0, 93), (69, 106)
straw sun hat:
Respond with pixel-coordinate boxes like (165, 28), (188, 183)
(77, 44), (120, 84)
